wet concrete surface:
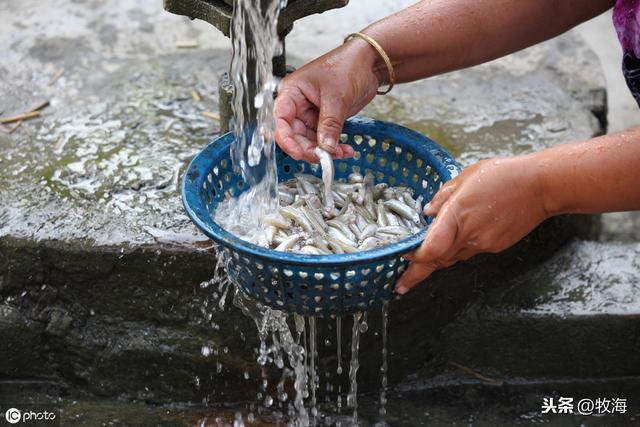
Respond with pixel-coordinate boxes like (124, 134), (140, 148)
(0, 0), (638, 423)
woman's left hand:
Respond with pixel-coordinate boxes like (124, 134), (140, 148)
(395, 155), (549, 294)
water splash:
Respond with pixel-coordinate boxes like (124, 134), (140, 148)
(347, 312), (363, 423)
(379, 301), (389, 418)
(336, 317), (343, 375)
(218, 0), (288, 238)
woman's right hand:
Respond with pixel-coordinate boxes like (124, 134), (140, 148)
(274, 38), (384, 163)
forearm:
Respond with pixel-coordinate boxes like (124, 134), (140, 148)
(354, 0), (613, 84)
(537, 129), (640, 216)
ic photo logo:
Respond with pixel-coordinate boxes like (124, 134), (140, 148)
(3, 407), (58, 425)
(5, 408), (21, 424)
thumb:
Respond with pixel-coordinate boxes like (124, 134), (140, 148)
(317, 93), (348, 154)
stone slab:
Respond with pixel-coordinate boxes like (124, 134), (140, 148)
(0, 0), (620, 406)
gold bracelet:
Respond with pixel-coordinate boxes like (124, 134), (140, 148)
(344, 32), (395, 95)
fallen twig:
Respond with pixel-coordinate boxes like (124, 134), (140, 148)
(0, 111), (40, 124)
(202, 111), (220, 121)
(28, 100), (50, 113)
(6, 121), (22, 134)
(191, 89), (201, 102)
(449, 361), (503, 386)
(175, 40), (199, 48)
(48, 68), (65, 86)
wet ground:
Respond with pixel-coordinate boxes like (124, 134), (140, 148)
(3, 380), (639, 426)
(1, 1), (639, 426)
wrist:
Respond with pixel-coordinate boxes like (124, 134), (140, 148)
(530, 150), (562, 219)
(343, 36), (388, 90)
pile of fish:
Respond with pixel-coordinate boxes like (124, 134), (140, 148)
(243, 148), (426, 254)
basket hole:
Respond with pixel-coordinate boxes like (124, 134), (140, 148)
(416, 158), (424, 168)
(395, 146), (402, 155)
(300, 283), (309, 290)
(412, 174), (419, 183)
(330, 283), (340, 290)
(314, 272), (324, 280)
(368, 138), (377, 147)
(213, 166), (219, 175)
(376, 171), (384, 181)
(220, 159), (228, 168)
(406, 152), (413, 161)
(297, 163), (305, 172)
(422, 179), (428, 190)
(285, 280), (294, 289)
(340, 133), (348, 143)
(217, 180), (223, 190)
(381, 140), (391, 151)
(360, 281), (368, 288)
(378, 157), (387, 167)
(314, 296), (323, 303)
(361, 268), (370, 276)
(384, 283), (391, 290)
(338, 162), (348, 172)
(283, 164), (291, 173)
(207, 173), (213, 183)
(389, 176), (396, 185)
(385, 271), (394, 279)
(388, 259), (397, 268)
(397, 265), (406, 274)
(352, 166), (361, 174)
(287, 292), (295, 299)
(353, 151), (361, 160)
(346, 270), (356, 278)
(402, 167), (409, 177)
(283, 269), (293, 277)
(375, 264), (384, 273)
(299, 271), (308, 279)
(425, 165), (432, 175)
(366, 154), (374, 164)
(391, 161), (399, 171)
(433, 172), (440, 183)
(345, 283), (354, 290)
(314, 284), (323, 291)
(237, 180), (245, 189)
(276, 300), (284, 306)
(354, 134), (364, 145)
(330, 272), (340, 280)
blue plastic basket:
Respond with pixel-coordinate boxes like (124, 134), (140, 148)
(182, 116), (460, 316)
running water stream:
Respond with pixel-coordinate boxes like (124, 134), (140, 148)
(203, 0), (393, 424)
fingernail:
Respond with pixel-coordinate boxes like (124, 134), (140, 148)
(396, 285), (407, 295)
(423, 202), (431, 214)
(319, 137), (337, 153)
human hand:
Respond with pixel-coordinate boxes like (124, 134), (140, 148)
(274, 39), (383, 163)
(395, 155), (549, 294)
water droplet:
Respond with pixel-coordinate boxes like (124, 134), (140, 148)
(263, 395), (273, 407)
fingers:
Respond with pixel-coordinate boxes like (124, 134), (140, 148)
(317, 93), (348, 154)
(396, 203), (460, 294)
(406, 203), (458, 263)
(395, 262), (439, 294)
(424, 181), (457, 216)
(275, 118), (305, 161)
